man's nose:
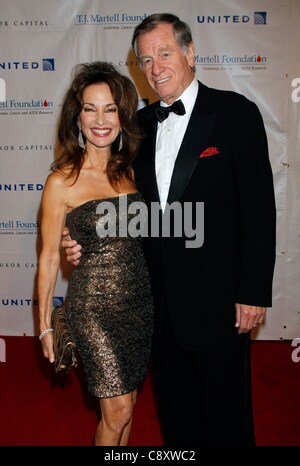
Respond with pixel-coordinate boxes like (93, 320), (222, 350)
(151, 59), (165, 76)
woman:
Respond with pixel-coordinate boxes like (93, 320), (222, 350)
(38, 62), (153, 446)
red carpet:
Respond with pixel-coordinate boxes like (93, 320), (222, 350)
(0, 337), (299, 446)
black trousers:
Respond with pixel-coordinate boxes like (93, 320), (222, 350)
(152, 298), (255, 447)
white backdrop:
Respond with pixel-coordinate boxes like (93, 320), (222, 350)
(0, 0), (299, 340)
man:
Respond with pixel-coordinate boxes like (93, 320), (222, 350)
(63, 13), (276, 446)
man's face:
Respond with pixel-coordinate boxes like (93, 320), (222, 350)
(137, 23), (195, 105)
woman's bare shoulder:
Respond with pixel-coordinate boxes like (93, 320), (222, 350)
(45, 167), (74, 188)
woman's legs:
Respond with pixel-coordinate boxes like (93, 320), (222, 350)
(95, 389), (137, 446)
(119, 390), (137, 446)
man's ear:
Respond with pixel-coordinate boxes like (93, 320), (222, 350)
(187, 42), (195, 68)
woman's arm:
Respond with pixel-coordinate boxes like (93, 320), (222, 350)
(38, 172), (68, 363)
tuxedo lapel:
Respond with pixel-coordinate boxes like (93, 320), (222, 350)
(146, 126), (160, 203)
(167, 84), (217, 205)
(138, 104), (160, 203)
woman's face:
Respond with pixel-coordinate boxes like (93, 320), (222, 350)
(78, 82), (121, 151)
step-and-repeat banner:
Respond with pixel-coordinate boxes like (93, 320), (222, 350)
(0, 0), (299, 339)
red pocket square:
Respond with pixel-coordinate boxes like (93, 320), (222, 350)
(199, 147), (219, 158)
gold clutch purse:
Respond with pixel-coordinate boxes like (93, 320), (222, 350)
(51, 304), (78, 374)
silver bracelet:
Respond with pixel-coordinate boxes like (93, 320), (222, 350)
(39, 328), (54, 340)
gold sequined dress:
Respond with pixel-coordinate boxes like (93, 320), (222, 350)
(65, 192), (153, 398)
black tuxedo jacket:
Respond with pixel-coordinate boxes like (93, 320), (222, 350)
(134, 81), (276, 349)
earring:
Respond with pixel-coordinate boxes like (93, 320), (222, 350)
(118, 130), (123, 152)
(78, 128), (85, 149)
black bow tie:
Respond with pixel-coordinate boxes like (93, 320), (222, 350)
(155, 99), (186, 122)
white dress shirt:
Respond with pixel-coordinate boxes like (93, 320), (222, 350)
(155, 79), (198, 210)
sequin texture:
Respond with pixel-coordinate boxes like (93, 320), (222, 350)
(65, 192), (153, 398)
